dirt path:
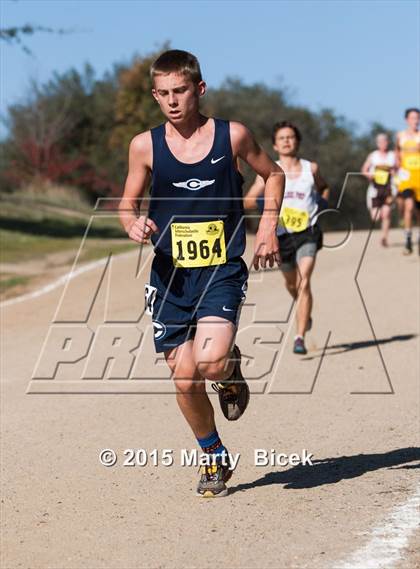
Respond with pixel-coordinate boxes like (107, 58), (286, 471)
(1, 228), (419, 569)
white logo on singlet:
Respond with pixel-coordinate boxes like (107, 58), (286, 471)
(211, 156), (225, 164)
(222, 306), (234, 312)
(153, 320), (167, 340)
(172, 179), (215, 191)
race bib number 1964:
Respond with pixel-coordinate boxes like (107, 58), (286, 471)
(171, 221), (226, 268)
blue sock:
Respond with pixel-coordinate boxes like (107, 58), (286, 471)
(197, 430), (227, 457)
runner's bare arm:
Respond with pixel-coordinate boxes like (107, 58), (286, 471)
(311, 162), (330, 200)
(395, 133), (401, 169)
(361, 154), (373, 181)
(230, 122), (285, 270)
(118, 133), (158, 244)
(244, 175), (265, 210)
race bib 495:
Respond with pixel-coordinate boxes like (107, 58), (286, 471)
(279, 207), (309, 232)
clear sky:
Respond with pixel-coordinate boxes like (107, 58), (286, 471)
(1, 0), (419, 138)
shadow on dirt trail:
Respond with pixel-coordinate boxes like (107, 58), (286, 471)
(302, 333), (417, 360)
(229, 447), (420, 493)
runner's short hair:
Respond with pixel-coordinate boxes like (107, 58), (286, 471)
(151, 50), (203, 84)
(272, 121), (302, 145)
(404, 107), (420, 118)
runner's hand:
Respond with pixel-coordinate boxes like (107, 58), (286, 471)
(127, 216), (159, 244)
(253, 227), (281, 270)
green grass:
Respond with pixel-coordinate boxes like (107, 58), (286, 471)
(0, 229), (135, 264)
(0, 229), (83, 263)
(0, 202), (124, 239)
(3, 181), (93, 211)
(0, 187), (131, 264)
(0, 274), (31, 293)
(0, 186), (138, 299)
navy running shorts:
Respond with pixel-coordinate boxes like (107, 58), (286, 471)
(145, 254), (248, 353)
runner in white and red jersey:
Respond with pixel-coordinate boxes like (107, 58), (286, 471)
(245, 121), (329, 355)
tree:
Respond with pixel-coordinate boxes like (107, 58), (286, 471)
(203, 80), (381, 228)
(0, 48), (395, 227)
(109, 48), (168, 151)
(2, 76), (80, 184)
(0, 24), (75, 55)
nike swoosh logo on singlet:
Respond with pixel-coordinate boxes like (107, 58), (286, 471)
(211, 156), (225, 164)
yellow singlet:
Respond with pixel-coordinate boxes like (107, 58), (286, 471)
(397, 131), (420, 199)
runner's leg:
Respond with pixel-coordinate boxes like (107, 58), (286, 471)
(165, 334), (234, 498)
(164, 340), (215, 438)
(380, 204), (391, 245)
(416, 203), (420, 255)
(194, 316), (250, 422)
(403, 196), (414, 231)
(282, 267), (307, 341)
(370, 207), (379, 223)
(193, 319), (239, 496)
(193, 316), (236, 382)
(295, 255), (316, 338)
(403, 196), (414, 253)
(397, 195), (404, 219)
(282, 267), (299, 301)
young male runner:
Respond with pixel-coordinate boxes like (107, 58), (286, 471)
(245, 121), (329, 355)
(118, 50), (284, 497)
(395, 108), (420, 255)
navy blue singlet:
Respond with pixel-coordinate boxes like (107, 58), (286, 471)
(148, 118), (245, 260)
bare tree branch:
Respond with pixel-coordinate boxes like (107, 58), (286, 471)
(0, 24), (78, 55)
